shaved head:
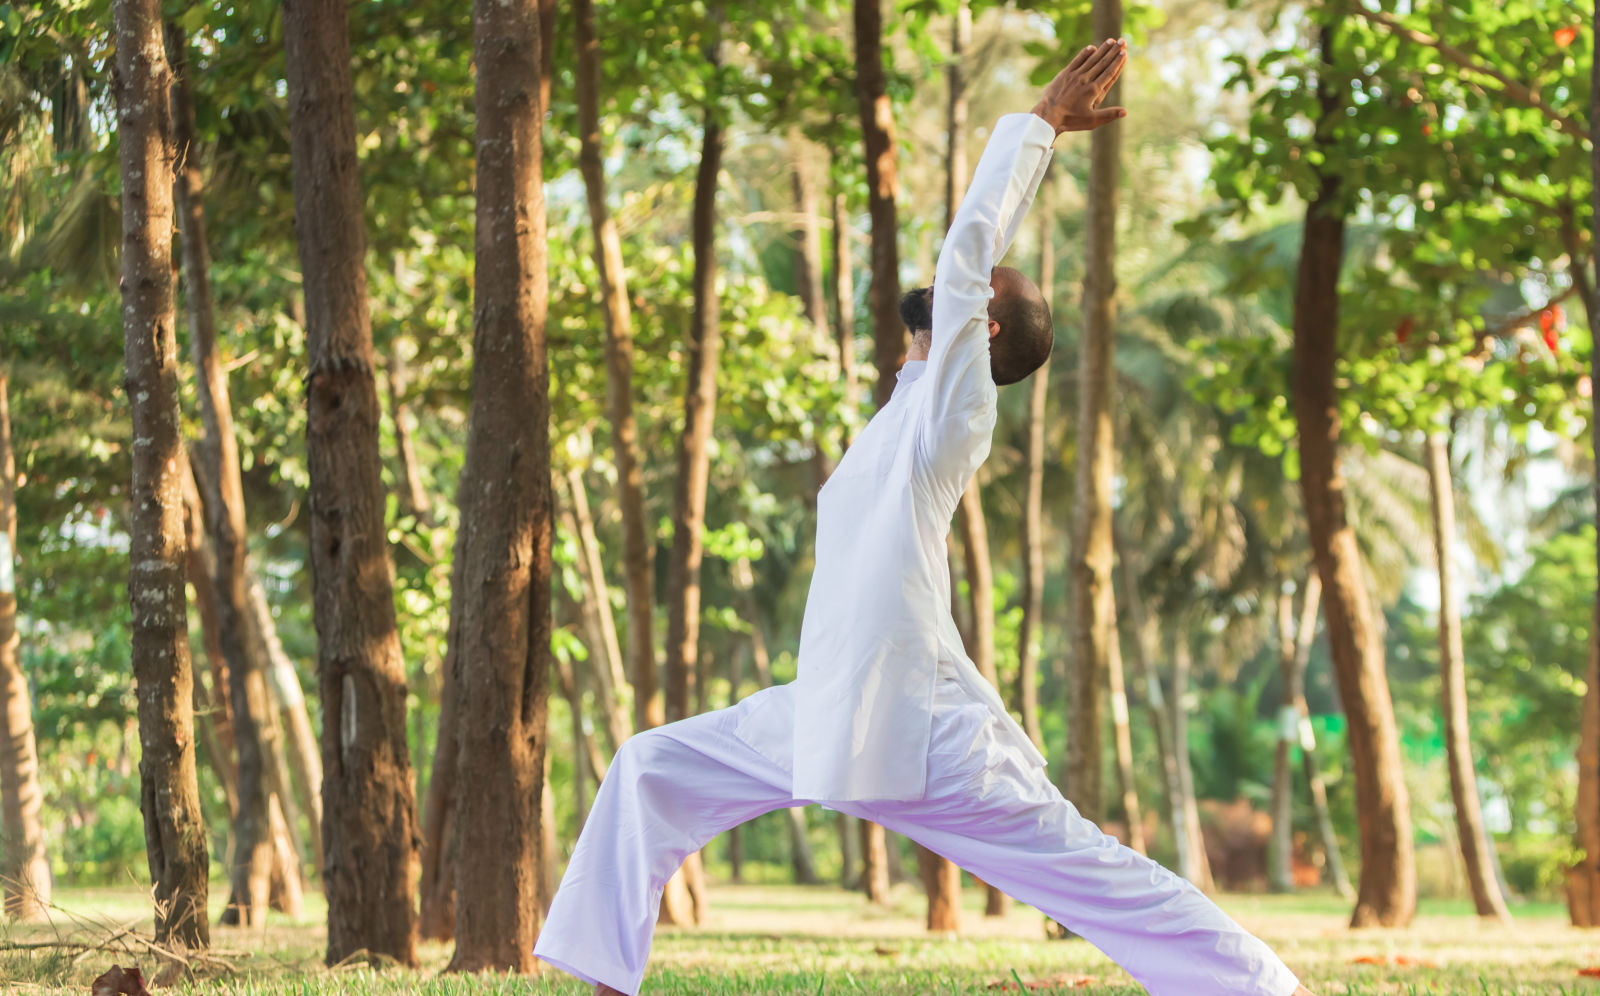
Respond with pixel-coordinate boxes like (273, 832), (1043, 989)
(985, 266), (1053, 385)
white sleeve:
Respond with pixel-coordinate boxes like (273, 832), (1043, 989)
(917, 113), (1056, 479)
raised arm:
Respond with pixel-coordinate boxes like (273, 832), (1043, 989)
(925, 39), (1128, 377)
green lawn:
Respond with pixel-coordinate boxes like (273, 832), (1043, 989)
(1, 883), (1590, 994)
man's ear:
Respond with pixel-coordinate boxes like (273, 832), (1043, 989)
(987, 319), (1001, 341)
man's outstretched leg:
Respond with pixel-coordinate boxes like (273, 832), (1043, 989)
(534, 687), (802, 995)
(861, 682), (1313, 996)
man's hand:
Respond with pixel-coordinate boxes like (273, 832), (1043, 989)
(1031, 38), (1128, 135)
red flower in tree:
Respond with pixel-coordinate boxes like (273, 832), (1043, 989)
(1555, 26), (1580, 47)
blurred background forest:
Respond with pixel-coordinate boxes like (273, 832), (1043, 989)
(0, 0), (1594, 969)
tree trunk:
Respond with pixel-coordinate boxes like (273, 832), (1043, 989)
(418, 633), (458, 942)
(792, 134), (830, 344)
(1268, 584), (1298, 894)
(1290, 22), (1415, 929)
(855, 0), (905, 408)
(1575, 15), (1600, 922)
(1116, 535), (1185, 876)
(555, 646), (604, 825)
(385, 340), (434, 524)
(1067, 0), (1123, 828)
(1017, 201), (1051, 753)
(170, 29), (301, 926)
(837, 812), (859, 889)
(1107, 632), (1145, 854)
(1286, 572), (1353, 897)
(561, 468), (632, 754)
(0, 373), (49, 921)
(247, 575), (324, 880)
(445, 0), (552, 970)
(180, 463), (240, 817)
(918, 845), (962, 933)
(830, 166), (858, 443)
(114, 0), (210, 947)
(860, 818), (890, 904)
(1171, 637), (1214, 892)
(574, 0), (661, 735)
(282, 0), (420, 965)
(1425, 431), (1511, 920)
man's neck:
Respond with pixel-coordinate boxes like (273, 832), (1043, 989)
(906, 332), (931, 361)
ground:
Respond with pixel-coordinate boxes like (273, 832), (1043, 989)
(0, 883), (1588, 994)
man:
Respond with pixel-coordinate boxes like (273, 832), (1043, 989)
(536, 39), (1315, 996)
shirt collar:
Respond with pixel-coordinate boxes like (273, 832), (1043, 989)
(892, 360), (927, 399)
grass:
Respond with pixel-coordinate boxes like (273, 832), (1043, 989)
(0, 882), (1593, 994)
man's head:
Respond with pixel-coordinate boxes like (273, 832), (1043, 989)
(897, 266), (1053, 386)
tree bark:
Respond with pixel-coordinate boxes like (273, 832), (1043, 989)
(445, 0), (552, 970)
(574, 0), (661, 734)
(1268, 583), (1297, 894)
(247, 575), (324, 880)
(1017, 201), (1051, 752)
(1291, 21), (1415, 929)
(180, 471), (240, 825)
(1067, 0), (1123, 828)
(385, 340), (434, 524)
(1425, 431), (1511, 920)
(859, 817), (890, 904)
(282, 0), (419, 965)
(560, 468), (631, 754)
(855, 0), (904, 408)
(0, 373), (49, 921)
(114, 0), (209, 946)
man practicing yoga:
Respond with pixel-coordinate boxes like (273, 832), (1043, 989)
(536, 38), (1315, 996)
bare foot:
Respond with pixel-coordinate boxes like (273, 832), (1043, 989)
(595, 986), (631, 996)
(1292, 986), (1317, 996)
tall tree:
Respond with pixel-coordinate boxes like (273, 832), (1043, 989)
(282, 0), (420, 964)
(444, 0), (553, 970)
(0, 372), (49, 920)
(1016, 199), (1051, 752)
(1576, 0), (1600, 928)
(113, 0), (210, 947)
(559, 468), (632, 756)
(1425, 430), (1510, 920)
(574, 0), (661, 735)
(1290, 21), (1415, 928)
(853, 0), (901, 902)
(1067, 0), (1123, 827)
(168, 27), (302, 924)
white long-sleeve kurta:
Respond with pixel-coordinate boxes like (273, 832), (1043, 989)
(749, 112), (1055, 803)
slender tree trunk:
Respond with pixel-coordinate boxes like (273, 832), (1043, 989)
(1286, 573), (1353, 897)
(0, 374), (49, 920)
(792, 133), (831, 344)
(1268, 585), (1298, 894)
(385, 340), (434, 524)
(1425, 431), (1511, 920)
(418, 632), (458, 942)
(1171, 637), (1214, 892)
(1121, 556), (1185, 876)
(1067, 0), (1124, 828)
(1575, 18), (1600, 922)
(283, 0), (419, 964)
(114, 0), (209, 946)
(919, 845), (962, 933)
(852, 0), (898, 896)
(860, 818), (890, 904)
(560, 468), (631, 754)
(856, 0), (905, 408)
(1017, 201), (1052, 752)
(555, 646), (605, 801)
(247, 576), (324, 880)
(837, 812), (859, 889)
(1291, 22), (1415, 929)
(1107, 632), (1145, 854)
(181, 476), (241, 837)
(574, 0), (661, 735)
(445, 0), (552, 969)
(170, 29), (300, 926)
(830, 165), (858, 444)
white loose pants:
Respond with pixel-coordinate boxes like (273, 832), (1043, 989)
(534, 671), (1301, 996)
